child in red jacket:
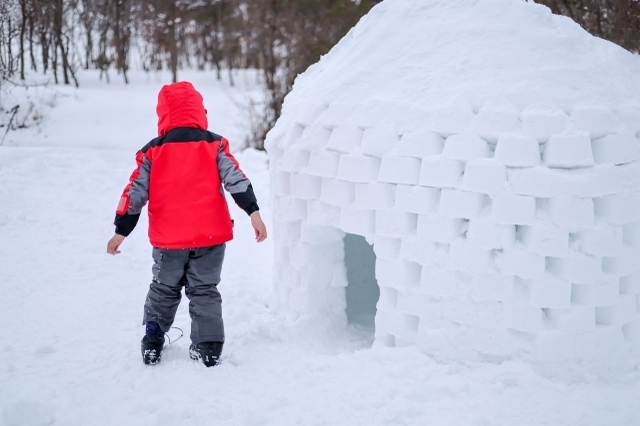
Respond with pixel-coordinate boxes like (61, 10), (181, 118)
(106, 81), (267, 367)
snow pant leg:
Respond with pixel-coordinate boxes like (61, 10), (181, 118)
(143, 248), (189, 333)
(184, 244), (226, 344)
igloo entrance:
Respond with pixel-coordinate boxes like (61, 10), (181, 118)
(344, 233), (380, 331)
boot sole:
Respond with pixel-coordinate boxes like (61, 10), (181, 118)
(142, 345), (164, 365)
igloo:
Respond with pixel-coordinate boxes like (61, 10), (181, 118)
(265, 0), (640, 364)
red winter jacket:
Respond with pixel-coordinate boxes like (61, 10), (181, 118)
(114, 82), (258, 249)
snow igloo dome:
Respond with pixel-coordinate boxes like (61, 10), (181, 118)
(265, 0), (640, 364)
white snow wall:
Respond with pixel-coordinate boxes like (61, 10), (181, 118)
(266, 0), (640, 364)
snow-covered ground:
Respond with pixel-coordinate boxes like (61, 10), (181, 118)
(1, 69), (639, 426)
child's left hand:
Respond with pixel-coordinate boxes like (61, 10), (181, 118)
(250, 211), (268, 243)
(107, 234), (126, 255)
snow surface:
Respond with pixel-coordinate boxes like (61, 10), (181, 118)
(1, 42), (640, 426)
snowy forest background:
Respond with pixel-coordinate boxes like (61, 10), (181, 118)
(1, 0), (639, 149)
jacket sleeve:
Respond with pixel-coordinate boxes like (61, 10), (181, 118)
(114, 150), (151, 236)
(216, 137), (259, 215)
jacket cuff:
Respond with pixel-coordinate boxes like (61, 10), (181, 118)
(231, 184), (260, 216)
(114, 213), (140, 237)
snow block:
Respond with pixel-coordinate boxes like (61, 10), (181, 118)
(316, 103), (355, 128)
(280, 148), (311, 173)
(460, 159), (507, 195)
(494, 134), (541, 167)
(499, 249), (546, 279)
(420, 268), (458, 297)
(397, 127), (444, 158)
(320, 178), (355, 207)
(395, 185), (440, 215)
(378, 154), (421, 185)
(571, 106), (618, 140)
(491, 193), (536, 225)
(441, 299), (502, 329)
(326, 125), (364, 154)
(470, 274), (515, 302)
(280, 221), (302, 245)
(571, 277), (620, 306)
(508, 165), (624, 198)
(275, 197), (307, 221)
(575, 325), (625, 358)
(340, 208), (375, 236)
(360, 126), (399, 158)
(602, 246), (640, 276)
(336, 154), (381, 183)
(274, 171), (292, 196)
(378, 286), (399, 310)
(576, 224), (624, 256)
(521, 104), (571, 142)
(375, 259), (421, 288)
(439, 189), (488, 219)
(543, 133), (594, 168)
(354, 182), (395, 210)
(591, 133), (640, 165)
(396, 289), (432, 317)
(281, 123), (305, 148)
(622, 318), (640, 342)
(418, 157), (464, 188)
(548, 197), (594, 229)
(547, 254), (602, 284)
(431, 104), (475, 137)
(297, 124), (332, 151)
(293, 103), (327, 127)
(594, 193), (640, 225)
(290, 173), (322, 200)
(545, 306), (596, 334)
(376, 210), (418, 238)
(442, 134), (491, 162)
(527, 274), (572, 309)
(373, 236), (401, 260)
(595, 295), (638, 325)
(306, 200), (341, 226)
(535, 331), (575, 361)
(300, 223), (344, 244)
(301, 264), (338, 290)
(502, 303), (546, 332)
(623, 221), (640, 247)
(399, 237), (437, 264)
(467, 219), (516, 249)
(619, 271), (640, 295)
(473, 103), (520, 143)
(305, 150), (341, 178)
(518, 223), (569, 257)
(320, 178), (355, 208)
(417, 215), (464, 243)
(449, 243), (492, 274)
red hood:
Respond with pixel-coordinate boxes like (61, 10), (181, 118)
(156, 82), (208, 136)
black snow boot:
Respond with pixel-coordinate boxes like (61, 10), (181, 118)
(141, 321), (165, 365)
(189, 342), (224, 367)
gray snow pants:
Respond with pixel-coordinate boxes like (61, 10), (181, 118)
(143, 244), (226, 344)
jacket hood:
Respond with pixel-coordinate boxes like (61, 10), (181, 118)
(156, 82), (208, 136)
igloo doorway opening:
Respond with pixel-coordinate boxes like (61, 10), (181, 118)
(344, 233), (380, 332)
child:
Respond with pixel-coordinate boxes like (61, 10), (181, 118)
(106, 81), (267, 367)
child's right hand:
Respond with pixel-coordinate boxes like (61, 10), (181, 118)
(107, 234), (126, 255)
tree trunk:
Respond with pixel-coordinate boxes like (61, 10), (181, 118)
(168, 1), (178, 83)
(28, 12), (36, 72)
(55, 0), (70, 85)
(19, 0), (27, 80)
